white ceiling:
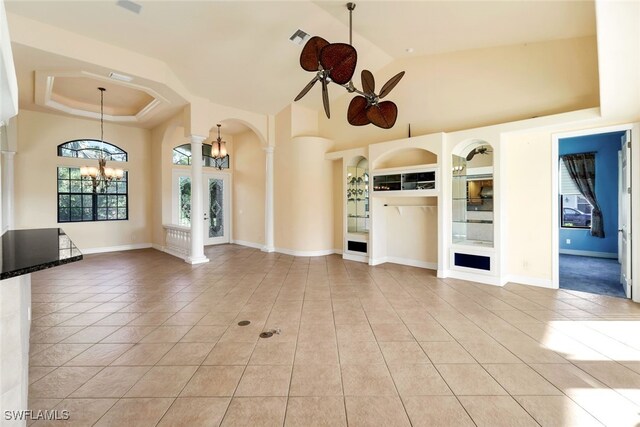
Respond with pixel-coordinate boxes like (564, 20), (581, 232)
(5, 0), (596, 126)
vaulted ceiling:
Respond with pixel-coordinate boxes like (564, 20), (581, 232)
(5, 0), (596, 128)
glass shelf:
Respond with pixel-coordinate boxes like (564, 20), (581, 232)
(347, 159), (369, 234)
(452, 146), (494, 248)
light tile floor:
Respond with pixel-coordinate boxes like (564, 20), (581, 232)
(26, 245), (640, 426)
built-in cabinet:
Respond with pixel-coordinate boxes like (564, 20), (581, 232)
(345, 157), (369, 259)
(372, 167), (437, 194)
(451, 143), (496, 276)
(326, 133), (501, 286)
(347, 158), (369, 234)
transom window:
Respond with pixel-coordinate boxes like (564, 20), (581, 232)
(173, 144), (229, 168)
(58, 139), (128, 162)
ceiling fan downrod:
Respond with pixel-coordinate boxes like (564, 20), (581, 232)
(347, 2), (355, 46)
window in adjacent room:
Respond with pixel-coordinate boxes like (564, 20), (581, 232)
(560, 160), (593, 229)
(172, 143), (229, 168)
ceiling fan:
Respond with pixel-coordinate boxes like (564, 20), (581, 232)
(293, 3), (405, 129)
(466, 147), (492, 161)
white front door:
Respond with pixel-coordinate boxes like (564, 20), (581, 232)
(620, 131), (632, 298)
(203, 173), (230, 245)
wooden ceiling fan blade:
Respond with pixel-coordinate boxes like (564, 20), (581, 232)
(347, 96), (370, 126)
(294, 76), (319, 102)
(466, 149), (477, 161)
(319, 43), (357, 85)
(366, 101), (398, 129)
(379, 71), (405, 99)
(321, 77), (330, 119)
(300, 36), (329, 72)
(361, 70), (375, 94)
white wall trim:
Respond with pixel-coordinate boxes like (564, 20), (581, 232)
(81, 243), (152, 255)
(551, 123), (634, 290)
(368, 256), (437, 270)
(386, 257), (437, 270)
(559, 249), (618, 259)
(343, 252), (367, 263)
(445, 269), (503, 286)
(232, 239), (264, 250)
(506, 275), (555, 289)
(274, 247), (336, 257)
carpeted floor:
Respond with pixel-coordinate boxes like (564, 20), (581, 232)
(559, 254), (626, 298)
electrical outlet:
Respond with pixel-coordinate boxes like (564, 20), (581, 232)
(566, 239), (571, 244)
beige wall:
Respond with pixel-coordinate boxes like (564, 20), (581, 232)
(384, 197), (438, 265)
(233, 129), (265, 246)
(14, 109), (152, 250)
(274, 106), (335, 253)
(319, 36), (599, 150)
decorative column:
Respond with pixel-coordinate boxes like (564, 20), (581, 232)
(263, 146), (275, 252)
(187, 135), (209, 264)
(1, 151), (15, 231)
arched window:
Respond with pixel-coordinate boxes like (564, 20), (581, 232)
(172, 144), (229, 169)
(58, 139), (128, 162)
(56, 139), (128, 223)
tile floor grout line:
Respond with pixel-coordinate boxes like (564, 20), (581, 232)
(281, 259), (312, 427)
(215, 259), (289, 426)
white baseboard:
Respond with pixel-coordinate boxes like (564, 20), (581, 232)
(386, 257), (437, 270)
(343, 252), (368, 263)
(559, 249), (618, 259)
(369, 256), (437, 270)
(232, 240), (264, 250)
(274, 247), (336, 257)
(82, 243), (152, 255)
(506, 275), (555, 289)
(185, 255), (210, 265)
(444, 269), (503, 286)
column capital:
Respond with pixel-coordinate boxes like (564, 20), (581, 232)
(263, 146), (275, 153)
(190, 134), (207, 144)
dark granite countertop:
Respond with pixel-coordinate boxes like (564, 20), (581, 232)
(1, 228), (83, 280)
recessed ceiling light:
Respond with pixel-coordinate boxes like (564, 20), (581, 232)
(289, 29), (311, 46)
(405, 48), (414, 53)
(116, 0), (142, 14)
(109, 72), (133, 82)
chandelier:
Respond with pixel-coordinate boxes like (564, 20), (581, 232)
(210, 124), (228, 170)
(80, 87), (124, 193)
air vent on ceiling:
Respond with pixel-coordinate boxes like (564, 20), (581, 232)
(109, 72), (133, 82)
(289, 29), (311, 46)
(116, 0), (142, 14)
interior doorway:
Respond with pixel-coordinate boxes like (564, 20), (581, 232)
(556, 130), (631, 298)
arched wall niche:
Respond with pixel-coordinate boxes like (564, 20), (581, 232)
(373, 147), (437, 170)
(452, 138), (494, 168)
